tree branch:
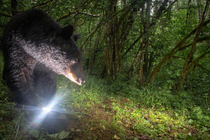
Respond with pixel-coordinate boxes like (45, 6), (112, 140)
(143, 19), (210, 86)
(122, 33), (143, 58)
(56, 0), (95, 22)
(32, 0), (53, 9)
(82, 19), (104, 48)
(177, 0), (209, 91)
(18, 0), (26, 7)
(164, 0), (178, 14)
(175, 36), (210, 52)
(56, 9), (81, 22)
(0, 12), (12, 17)
(77, 11), (101, 17)
(186, 51), (210, 72)
(172, 56), (210, 73)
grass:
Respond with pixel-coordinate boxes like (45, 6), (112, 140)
(55, 74), (210, 139)
(0, 72), (210, 139)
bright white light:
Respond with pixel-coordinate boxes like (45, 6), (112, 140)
(30, 93), (64, 129)
(42, 107), (51, 112)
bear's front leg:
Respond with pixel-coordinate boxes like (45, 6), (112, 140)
(3, 50), (38, 106)
(33, 63), (57, 106)
(14, 67), (38, 106)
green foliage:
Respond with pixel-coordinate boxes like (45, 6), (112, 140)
(0, 0), (210, 139)
(55, 74), (210, 139)
(0, 66), (210, 139)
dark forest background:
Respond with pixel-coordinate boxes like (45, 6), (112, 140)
(0, 0), (210, 139)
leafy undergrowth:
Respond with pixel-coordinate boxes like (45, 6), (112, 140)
(56, 75), (210, 140)
(0, 74), (210, 139)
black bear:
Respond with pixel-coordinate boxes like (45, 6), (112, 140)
(2, 9), (85, 107)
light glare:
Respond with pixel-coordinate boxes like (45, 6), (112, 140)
(42, 107), (51, 112)
(30, 93), (64, 128)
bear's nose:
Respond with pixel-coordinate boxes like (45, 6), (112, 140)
(79, 78), (85, 84)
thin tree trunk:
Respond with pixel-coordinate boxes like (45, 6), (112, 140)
(177, 1), (208, 92)
(88, 21), (92, 72)
(186, 0), (191, 25)
(196, 0), (202, 22)
(11, 0), (17, 16)
(128, 38), (148, 76)
(122, 33), (143, 58)
(113, 2), (118, 80)
(106, 13), (111, 84)
(106, 0), (118, 83)
(148, 52), (154, 78)
(139, 53), (144, 87)
(90, 28), (101, 74)
(143, 51), (149, 78)
(128, 47), (142, 76)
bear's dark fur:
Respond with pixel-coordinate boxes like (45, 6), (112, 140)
(2, 9), (85, 106)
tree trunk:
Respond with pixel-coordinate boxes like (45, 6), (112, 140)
(148, 52), (154, 78)
(139, 53), (144, 87)
(11, 0), (17, 16)
(90, 28), (102, 74)
(186, 0), (191, 25)
(177, 1), (208, 92)
(128, 38), (148, 76)
(143, 50), (148, 78)
(106, 0), (117, 83)
(113, 3), (119, 80)
(143, 19), (210, 87)
(196, 0), (202, 23)
(106, 12), (112, 84)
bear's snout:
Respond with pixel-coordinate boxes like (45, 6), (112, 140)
(67, 72), (85, 85)
(78, 77), (85, 85)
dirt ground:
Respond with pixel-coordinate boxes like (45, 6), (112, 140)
(64, 98), (151, 140)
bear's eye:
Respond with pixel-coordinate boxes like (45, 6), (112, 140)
(72, 58), (78, 64)
(74, 58), (78, 62)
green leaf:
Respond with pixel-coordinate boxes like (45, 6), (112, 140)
(58, 131), (70, 139)
(24, 7), (29, 11)
(186, 135), (194, 140)
(48, 131), (70, 139)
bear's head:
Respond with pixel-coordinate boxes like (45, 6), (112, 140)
(55, 25), (85, 85)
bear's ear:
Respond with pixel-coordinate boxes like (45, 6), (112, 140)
(60, 25), (73, 40)
(72, 34), (80, 42)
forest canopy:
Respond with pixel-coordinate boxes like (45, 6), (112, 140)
(0, 0), (209, 92)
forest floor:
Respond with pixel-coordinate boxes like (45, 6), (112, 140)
(1, 75), (210, 140)
(65, 98), (151, 140)
(62, 96), (207, 140)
